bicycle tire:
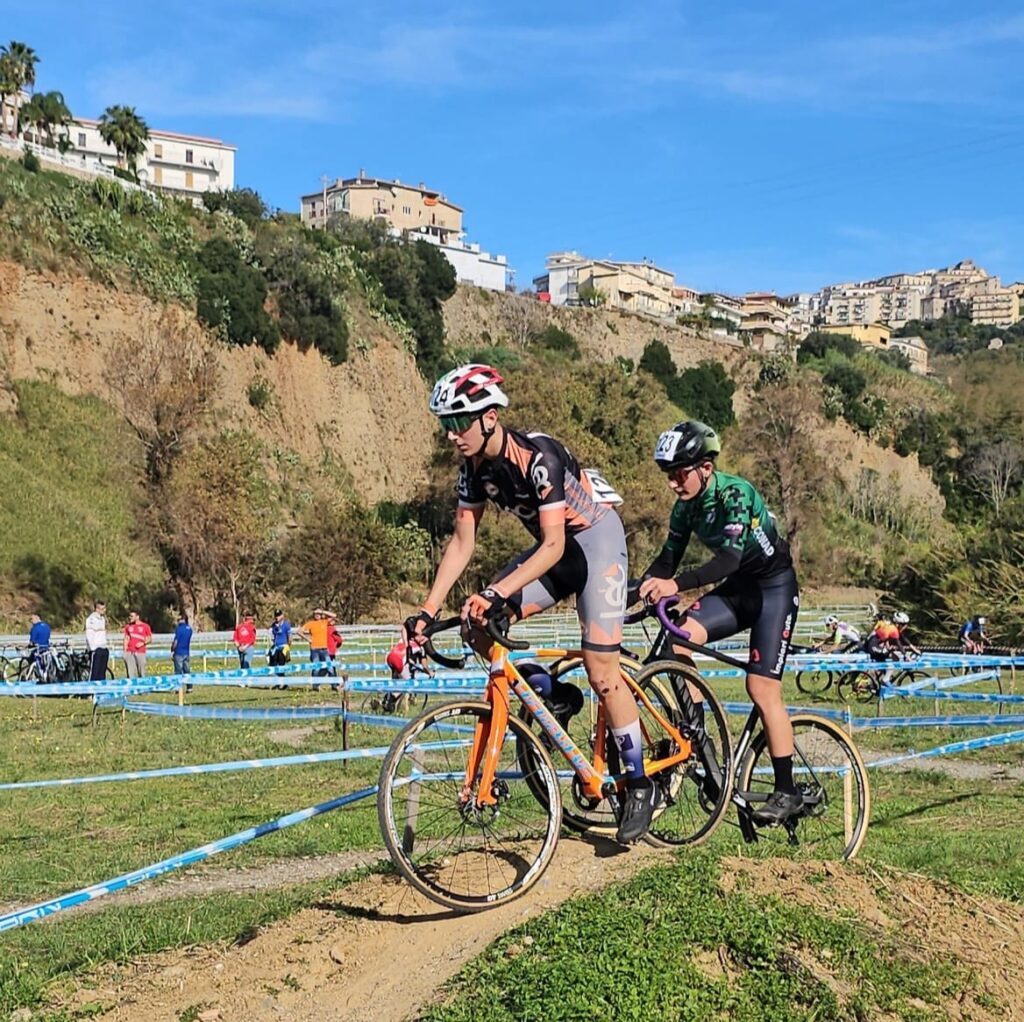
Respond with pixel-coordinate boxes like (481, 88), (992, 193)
(632, 660), (735, 848)
(735, 713), (870, 860)
(795, 668), (834, 697)
(378, 700), (561, 912)
(835, 670), (877, 704)
(0, 656), (14, 683)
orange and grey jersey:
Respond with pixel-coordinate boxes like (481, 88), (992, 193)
(457, 429), (608, 538)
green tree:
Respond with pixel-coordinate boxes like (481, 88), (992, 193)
(277, 496), (406, 622)
(667, 361), (736, 430)
(578, 282), (606, 307)
(0, 41), (39, 138)
(98, 104), (149, 181)
(534, 323), (579, 358)
(638, 339), (676, 383)
(19, 90), (72, 150)
(797, 330), (860, 363)
(195, 237), (280, 353)
(202, 187), (268, 227)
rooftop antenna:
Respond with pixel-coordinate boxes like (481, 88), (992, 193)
(320, 174), (329, 229)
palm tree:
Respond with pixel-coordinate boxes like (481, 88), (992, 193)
(33, 90), (72, 149)
(98, 104), (149, 181)
(0, 41), (39, 138)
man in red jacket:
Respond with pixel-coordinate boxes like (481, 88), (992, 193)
(233, 613), (257, 670)
(122, 611), (153, 679)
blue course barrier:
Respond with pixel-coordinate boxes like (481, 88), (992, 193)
(0, 786), (379, 933)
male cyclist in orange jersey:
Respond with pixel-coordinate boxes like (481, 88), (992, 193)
(404, 363), (656, 845)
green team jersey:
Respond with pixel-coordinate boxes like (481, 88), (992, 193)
(665, 470), (791, 578)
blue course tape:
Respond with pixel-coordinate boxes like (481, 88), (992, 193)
(854, 713), (1024, 729)
(124, 702), (347, 721)
(881, 688), (1024, 704)
(866, 729), (1024, 768)
(0, 786), (379, 933)
(0, 740), (470, 792)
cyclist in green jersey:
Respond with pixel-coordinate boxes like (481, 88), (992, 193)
(638, 420), (802, 824)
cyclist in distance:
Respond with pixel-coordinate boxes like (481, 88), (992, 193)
(891, 611), (921, 658)
(815, 614), (861, 652)
(404, 363), (655, 844)
(959, 614), (988, 654)
(638, 420), (803, 825)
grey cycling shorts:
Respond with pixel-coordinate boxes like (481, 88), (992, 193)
(496, 509), (627, 653)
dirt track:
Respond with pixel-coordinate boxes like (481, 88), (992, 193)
(49, 841), (1024, 1022)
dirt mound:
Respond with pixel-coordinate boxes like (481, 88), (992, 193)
(50, 850), (1024, 1022)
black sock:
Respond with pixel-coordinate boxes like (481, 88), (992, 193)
(771, 755), (798, 794)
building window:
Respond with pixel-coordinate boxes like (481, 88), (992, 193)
(185, 171), (194, 189)
(185, 149), (193, 164)
(154, 143), (163, 158)
(402, 205), (411, 215)
(77, 132), (86, 147)
(154, 167), (163, 185)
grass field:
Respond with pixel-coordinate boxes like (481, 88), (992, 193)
(1, 652), (1022, 1018)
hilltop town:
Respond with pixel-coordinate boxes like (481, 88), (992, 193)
(4, 72), (1023, 382)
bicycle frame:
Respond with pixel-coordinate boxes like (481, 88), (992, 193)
(464, 643), (693, 808)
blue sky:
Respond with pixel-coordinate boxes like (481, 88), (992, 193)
(8, 1), (1024, 294)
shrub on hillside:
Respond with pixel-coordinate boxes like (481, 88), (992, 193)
(798, 330), (861, 363)
(364, 239), (456, 376)
(535, 324), (580, 358)
(202, 187), (268, 227)
(21, 148), (40, 173)
(638, 339), (675, 382)
(195, 237), (279, 353)
(667, 361), (736, 430)
(262, 234), (349, 364)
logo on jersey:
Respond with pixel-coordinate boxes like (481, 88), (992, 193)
(706, 511), (716, 523)
(531, 460), (552, 500)
(750, 515), (775, 557)
(723, 523), (743, 536)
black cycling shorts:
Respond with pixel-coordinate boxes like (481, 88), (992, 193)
(685, 566), (799, 681)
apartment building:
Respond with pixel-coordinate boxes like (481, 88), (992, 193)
(5, 91), (236, 198)
(300, 171), (462, 243)
(700, 293), (744, 336)
(79, 120), (235, 197)
(534, 252), (684, 318)
(971, 287), (1021, 327)
(814, 260), (1010, 330)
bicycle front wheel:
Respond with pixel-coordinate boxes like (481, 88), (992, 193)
(795, 668), (834, 696)
(835, 670), (877, 704)
(736, 713), (870, 860)
(378, 700), (561, 912)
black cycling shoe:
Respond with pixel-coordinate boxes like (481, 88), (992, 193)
(616, 778), (659, 845)
(751, 789), (803, 826)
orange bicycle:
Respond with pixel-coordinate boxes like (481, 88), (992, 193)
(377, 615), (733, 912)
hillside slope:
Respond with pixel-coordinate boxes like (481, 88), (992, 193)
(0, 260), (434, 503)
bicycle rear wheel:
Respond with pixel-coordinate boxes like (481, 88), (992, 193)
(631, 660), (734, 848)
(378, 700), (561, 912)
(736, 713), (870, 860)
(795, 668), (834, 696)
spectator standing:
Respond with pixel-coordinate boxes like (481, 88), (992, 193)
(233, 612), (257, 670)
(172, 613), (194, 694)
(123, 611), (153, 679)
(325, 612), (343, 675)
(29, 613), (51, 651)
(299, 608), (331, 687)
(172, 613), (193, 676)
(269, 609), (292, 681)
(28, 613), (52, 681)
(85, 600), (109, 681)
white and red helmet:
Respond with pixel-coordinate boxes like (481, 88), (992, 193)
(430, 364), (509, 417)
